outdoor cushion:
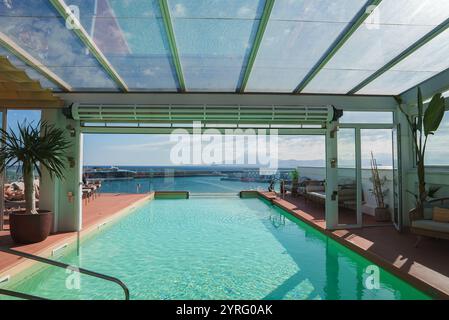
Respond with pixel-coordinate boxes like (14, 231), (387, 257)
(338, 188), (355, 201)
(412, 219), (449, 233)
(308, 191), (326, 200)
(433, 207), (449, 223)
(423, 206), (433, 220)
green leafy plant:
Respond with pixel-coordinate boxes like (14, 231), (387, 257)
(427, 185), (441, 199)
(0, 121), (71, 214)
(398, 88), (446, 215)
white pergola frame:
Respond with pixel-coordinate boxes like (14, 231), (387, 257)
(1, 90), (411, 235)
(43, 92), (399, 231)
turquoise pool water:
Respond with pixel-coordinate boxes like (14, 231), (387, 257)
(3, 198), (429, 300)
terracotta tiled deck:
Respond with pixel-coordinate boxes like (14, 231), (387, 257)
(260, 192), (449, 299)
(0, 193), (150, 274)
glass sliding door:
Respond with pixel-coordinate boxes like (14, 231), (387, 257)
(337, 128), (359, 226)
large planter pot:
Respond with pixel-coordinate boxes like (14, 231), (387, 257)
(9, 210), (53, 244)
(374, 207), (391, 222)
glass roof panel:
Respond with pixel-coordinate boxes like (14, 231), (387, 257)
(358, 28), (449, 95)
(303, 0), (449, 94)
(0, 47), (61, 91)
(68, 0), (179, 91)
(168, 0), (265, 91)
(0, 0), (118, 91)
(246, 0), (367, 92)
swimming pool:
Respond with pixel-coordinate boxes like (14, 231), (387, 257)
(2, 197), (429, 300)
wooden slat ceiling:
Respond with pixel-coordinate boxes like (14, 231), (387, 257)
(0, 56), (64, 109)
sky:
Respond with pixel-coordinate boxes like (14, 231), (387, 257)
(83, 133), (326, 167)
(4, 110), (449, 168)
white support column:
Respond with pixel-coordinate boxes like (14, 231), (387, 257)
(40, 109), (60, 233)
(397, 105), (415, 227)
(74, 126), (83, 232)
(40, 109), (82, 232)
(325, 120), (339, 229)
(355, 128), (362, 227)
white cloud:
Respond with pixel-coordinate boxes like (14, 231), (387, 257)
(237, 6), (252, 18)
(173, 3), (186, 17)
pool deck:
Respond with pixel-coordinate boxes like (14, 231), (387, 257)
(259, 191), (449, 299)
(0, 193), (152, 276)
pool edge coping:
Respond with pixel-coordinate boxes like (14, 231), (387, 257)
(256, 191), (449, 300)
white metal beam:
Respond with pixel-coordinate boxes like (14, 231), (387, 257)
(49, 0), (129, 92)
(0, 32), (72, 91)
(80, 125), (325, 136)
(399, 67), (449, 105)
(56, 93), (398, 111)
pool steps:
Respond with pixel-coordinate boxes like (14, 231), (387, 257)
(51, 243), (68, 257)
(0, 249), (130, 300)
(0, 275), (10, 285)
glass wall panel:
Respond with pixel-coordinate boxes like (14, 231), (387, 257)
(0, 47), (60, 91)
(0, 0), (118, 90)
(303, 0), (449, 94)
(83, 133), (326, 194)
(69, 0), (179, 91)
(246, 0), (365, 92)
(167, 0), (265, 91)
(425, 111), (449, 166)
(358, 28), (449, 95)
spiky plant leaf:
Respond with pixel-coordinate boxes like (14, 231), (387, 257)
(0, 121), (71, 179)
(424, 93), (445, 136)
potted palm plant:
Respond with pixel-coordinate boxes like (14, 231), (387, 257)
(0, 121), (71, 244)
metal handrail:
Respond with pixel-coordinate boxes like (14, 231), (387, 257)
(0, 288), (49, 300)
(0, 248), (130, 300)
